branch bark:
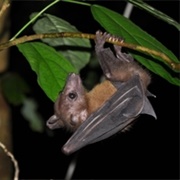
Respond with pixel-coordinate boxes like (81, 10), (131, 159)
(0, 0), (12, 179)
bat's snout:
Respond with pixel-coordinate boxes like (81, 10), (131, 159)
(68, 73), (80, 81)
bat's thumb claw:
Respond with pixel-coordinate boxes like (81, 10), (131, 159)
(61, 146), (70, 155)
(62, 145), (76, 155)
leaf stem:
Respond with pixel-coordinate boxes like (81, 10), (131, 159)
(1, 32), (180, 71)
(10, 0), (60, 41)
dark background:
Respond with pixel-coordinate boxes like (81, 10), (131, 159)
(9, 1), (179, 179)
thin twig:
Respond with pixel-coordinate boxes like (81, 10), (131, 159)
(0, 142), (19, 180)
(0, 32), (179, 71)
(64, 153), (78, 180)
(123, 2), (134, 18)
(10, 0), (60, 41)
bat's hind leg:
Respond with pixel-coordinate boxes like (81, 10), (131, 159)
(95, 31), (134, 82)
(95, 31), (118, 79)
(95, 30), (133, 63)
(95, 31), (124, 80)
(94, 31), (150, 87)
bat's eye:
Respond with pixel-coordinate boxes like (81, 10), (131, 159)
(68, 92), (77, 100)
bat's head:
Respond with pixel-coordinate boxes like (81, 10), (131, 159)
(47, 73), (88, 131)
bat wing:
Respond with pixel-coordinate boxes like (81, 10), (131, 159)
(62, 75), (156, 155)
(112, 81), (156, 118)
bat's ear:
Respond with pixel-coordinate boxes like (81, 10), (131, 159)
(46, 114), (64, 129)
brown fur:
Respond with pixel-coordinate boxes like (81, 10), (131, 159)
(86, 80), (116, 114)
(107, 61), (150, 90)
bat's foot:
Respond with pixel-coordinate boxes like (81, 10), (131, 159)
(95, 30), (124, 51)
(95, 30), (111, 52)
(95, 30), (133, 63)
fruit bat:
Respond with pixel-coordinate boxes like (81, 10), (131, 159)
(46, 31), (156, 155)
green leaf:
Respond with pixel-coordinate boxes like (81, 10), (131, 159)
(32, 13), (91, 71)
(17, 42), (77, 101)
(91, 5), (180, 86)
(1, 73), (30, 105)
(127, 0), (180, 31)
(21, 98), (44, 133)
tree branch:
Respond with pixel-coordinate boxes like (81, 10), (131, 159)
(0, 32), (179, 71)
(0, 0), (10, 18)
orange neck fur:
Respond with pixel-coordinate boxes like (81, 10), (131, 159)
(86, 80), (117, 115)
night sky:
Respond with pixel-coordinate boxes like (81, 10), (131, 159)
(9, 1), (179, 179)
